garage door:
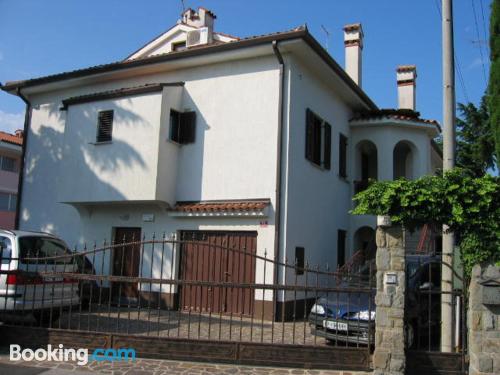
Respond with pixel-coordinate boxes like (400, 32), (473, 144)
(179, 231), (257, 316)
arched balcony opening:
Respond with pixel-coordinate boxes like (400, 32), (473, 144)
(354, 140), (378, 193)
(353, 226), (376, 261)
(393, 140), (416, 180)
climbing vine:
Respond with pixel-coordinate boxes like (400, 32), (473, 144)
(351, 168), (500, 274)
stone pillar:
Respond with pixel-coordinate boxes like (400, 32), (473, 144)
(468, 263), (500, 375)
(373, 226), (406, 375)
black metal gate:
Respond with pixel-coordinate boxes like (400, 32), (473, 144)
(404, 253), (467, 375)
(0, 234), (375, 370)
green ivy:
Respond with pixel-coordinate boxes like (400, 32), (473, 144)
(352, 168), (500, 274)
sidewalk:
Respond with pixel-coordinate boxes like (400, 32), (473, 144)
(0, 354), (369, 375)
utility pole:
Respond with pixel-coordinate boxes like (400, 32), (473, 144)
(441, 0), (455, 353)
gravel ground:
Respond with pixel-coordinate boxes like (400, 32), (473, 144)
(52, 306), (350, 347)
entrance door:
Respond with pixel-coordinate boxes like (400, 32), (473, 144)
(112, 227), (141, 301)
(179, 231), (257, 316)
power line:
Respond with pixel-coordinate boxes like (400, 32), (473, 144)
(434, 0), (471, 103)
(479, 0), (490, 54)
(471, 0), (488, 84)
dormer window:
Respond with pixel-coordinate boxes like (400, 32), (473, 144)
(172, 41), (187, 52)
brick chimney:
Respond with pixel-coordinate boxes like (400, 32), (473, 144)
(396, 65), (417, 110)
(343, 23), (364, 87)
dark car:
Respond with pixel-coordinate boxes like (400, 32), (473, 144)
(309, 255), (442, 347)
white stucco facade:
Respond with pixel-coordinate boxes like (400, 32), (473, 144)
(3, 13), (442, 310)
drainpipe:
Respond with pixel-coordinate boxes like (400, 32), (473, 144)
(272, 40), (285, 321)
(14, 87), (32, 230)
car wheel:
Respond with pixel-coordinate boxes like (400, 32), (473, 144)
(405, 323), (415, 348)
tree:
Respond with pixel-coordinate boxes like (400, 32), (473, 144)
(352, 168), (500, 274)
(456, 98), (495, 176)
(489, 0), (500, 169)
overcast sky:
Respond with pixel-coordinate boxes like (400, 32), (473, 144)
(0, 0), (492, 134)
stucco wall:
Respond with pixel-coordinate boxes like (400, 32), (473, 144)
(20, 55), (280, 247)
(283, 56), (353, 284)
(18, 55), (280, 302)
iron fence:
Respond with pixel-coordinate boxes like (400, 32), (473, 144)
(0, 233), (376, 353)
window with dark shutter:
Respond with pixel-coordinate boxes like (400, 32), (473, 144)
(295, 247), (305, 275)
(339, 133), (347, 178)
(96, 110), (113, 143)
(337, 230), (347, 268)
(305, 109), (314, 161)
(323, 122), (331, 170)
(179, 111), (196, 144)
(305, 108), (332, 170)
(169, 110), (181, 143)
(169, 109), (196, 144)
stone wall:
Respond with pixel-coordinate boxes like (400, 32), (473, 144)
(373, 226), (406, 375)
(468, 263), (500, 375)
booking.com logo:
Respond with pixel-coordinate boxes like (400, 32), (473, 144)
(10, 344), (136, 366)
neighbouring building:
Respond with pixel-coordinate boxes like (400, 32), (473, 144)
(0, 7), (441, 318)
(0, 130), (23, 230)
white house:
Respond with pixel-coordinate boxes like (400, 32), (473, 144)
(1, 7), (441, 318)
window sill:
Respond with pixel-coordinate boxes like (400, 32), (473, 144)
(338, 175), (349, 183)
(89, 141), (113, 146)
(166, 138), (181, 146)
(307, 160), (330, 172)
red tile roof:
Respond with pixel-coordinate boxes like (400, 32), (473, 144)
(350, 109), (440, 129)
(0, 131), (23, 146)
(173, 199), (270, 213)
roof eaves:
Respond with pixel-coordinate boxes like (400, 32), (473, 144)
(0, 27), (308, 93)
(0, 26), (377, 111)
(60, 82), (184, 109)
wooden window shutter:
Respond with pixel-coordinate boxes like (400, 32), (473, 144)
(312, 117), (322, 165)
(96, 110), (113, 143)
(323, 122), (331, 170)
(337, 230), (347, 267)
(305, 108), (314, 161)
(179, 111), (196, 144)
(295, 247), (305, 275)
(339, 133), (347, 177)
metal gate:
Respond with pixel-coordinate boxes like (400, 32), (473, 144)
(404, 253), (467, 375)
(0, 233), (375, 370)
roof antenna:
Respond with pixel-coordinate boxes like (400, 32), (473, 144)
(320, 25), (331, 51)
(180, 0), (186, 12)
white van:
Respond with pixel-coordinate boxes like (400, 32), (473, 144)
(0, 229), (80, 325)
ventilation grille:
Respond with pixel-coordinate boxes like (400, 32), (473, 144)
(97, 110), (113, 143)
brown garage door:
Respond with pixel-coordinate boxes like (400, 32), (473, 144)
(179, 231), (257, 316)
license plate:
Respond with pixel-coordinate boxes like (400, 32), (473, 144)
(323, 320), (348, 331)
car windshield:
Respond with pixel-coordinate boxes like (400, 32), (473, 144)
(18, 236), (72, 264)
(0, 236), (12, 264)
